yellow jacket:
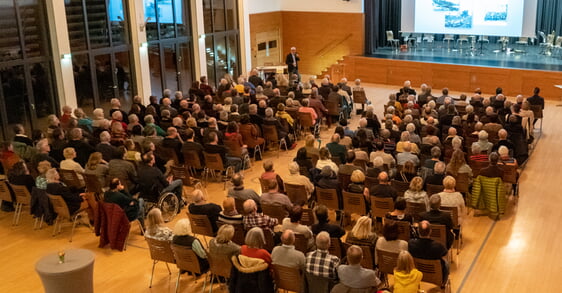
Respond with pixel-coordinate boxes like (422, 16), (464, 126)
(393, 268), (423, 293)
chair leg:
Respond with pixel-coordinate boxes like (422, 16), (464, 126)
(175, 271), (181, 293)
(209, 274), (214, 293)
(12, 203), (20, 225)
(149, 260), (157, 288)
(70, 214), (79, 242)
(201, 273), (208, 293)
(52, 218), (59, 236)
(165, 262), (171, 274)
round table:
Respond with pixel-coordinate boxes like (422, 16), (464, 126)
(35, 249), (95, 293)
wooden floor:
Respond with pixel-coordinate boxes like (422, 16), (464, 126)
(0, 83), (558, 293)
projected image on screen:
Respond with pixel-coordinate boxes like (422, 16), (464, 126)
(415, 0), (524, 36)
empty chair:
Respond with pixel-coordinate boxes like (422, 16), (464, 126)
(515, 37), (529, 48)
(316, 187), (340, 211)
(386, 30), (399, 50)
(457, 35), (469, 49)
(284, 183), (308, 205)
(342, 191), (368, 216)
(370, 196), (394, 219)
(183, 150), (204, 177)
(187, 213), (215, 246)
(442, 34), (455, 50)
(10, 184), (32, 226)
(422, 34), (434, 49)
(262, 124), (288, 157)
(202, 152), (234, 189)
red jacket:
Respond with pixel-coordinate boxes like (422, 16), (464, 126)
(95, 202), (130, 251)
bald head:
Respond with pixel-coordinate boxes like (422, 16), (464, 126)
(316, 232), (331, 250)
(281, 229), (295, 246)
(378, 171), (389, 184)
(243, 199), (257, 214)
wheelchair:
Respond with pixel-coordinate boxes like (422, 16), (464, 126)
(142, 187), (180, 223)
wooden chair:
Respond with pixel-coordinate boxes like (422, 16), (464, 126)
(353, 159), (368, 171)
(352, 90), (368, 113)
(294, 233), (309, 254)
(145, 237), (175, 288)
(426, 184), (444, 196)
(187, 213), (215, 246)
(316, 187), (341, 210)
(59, 169), (84, 189)
(261, 204), (287, 224)
(365, 176), (379, 189)
(376, 249), (400, 287)
(10, 184), (32, 226)
(298, 112), (318, 137)
(370, 196), (394, 219)
(468, 160), (489, 178)
(530, 104), (543, 133)
(284, 183), (308, 205)
(47, 194), (87, 242)
(391, 180), (409, 197)
(342, 191), (367, 216)
(383, 218), (411, 242)
(413, 257), (451, 293)
(429, 224), (449, 251)
(272, 264), (303, 293)
(183, 150), (204, 177)
(170, 164), (199, 188)
(454, 172), (470, 193)
(501, 164), (519, 195)
(338, 173), (352, 191)
(208, 252), (232, 290)
(309, 153), (320, 167)
(328, 237), (344, 259)
(155, 146), (180, 165)
(202, 152), (234, 190)
(258, 177), (270, 194)
(0, 180), (12, 208)
(300, 208), (315, 226)
(234, 198), (247, 216)
(83, 173), (104, 201)
(171, 245), (209, 293)
(263, 228), (276, 252)
(326, 99), (343, 122)
(262, 124), (288, 157)
(440, 206), (462, 254)
(406, 201), (427, 222)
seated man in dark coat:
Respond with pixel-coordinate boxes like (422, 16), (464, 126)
(104, 178), (142, 223)
(181, 128), (205, 165)
(65, 128), (95, 167)
(479, 152), (504, 178)
(369, 171), (398, 201)
(137, 152), (183, 204)
(409, 220), (449, 284)
(425, 161), (446, 189)
(188, 189), (222, 233)
(326, 134), (347, 166)
(419, 194), (454, 249)
(204, 131), (242, 172)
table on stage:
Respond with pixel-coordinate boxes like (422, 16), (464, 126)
(35, 249), (95, 293)
(255, 65), (287, 80)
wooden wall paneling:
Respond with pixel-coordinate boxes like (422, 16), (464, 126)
(249, 12), (283, 68)
(341, 56), (562, 101)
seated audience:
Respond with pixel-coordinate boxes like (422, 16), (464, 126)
(271, 229), (306, 268)
(188, 189), (222, 233)
(228, 173), (261, 203)
(419, 195), (454, 249)
(472, 130), (493, 154)
(243, 199), (278, 232)
(338, 151), (362, 176)
(385, 197), (414, 223)
(479, 152), (504, 178)
(336, 245), (380, 290)
(218, 197), (243, 225)
(425, 161), (446, 188)
(241, 227), (272, 266)
(404, 176), (429, 211)
(108, 146), (138, 194)
(375, 221), (408, 265)
(396, 142), (420, 167)
(209, 224), (241, 258)
(282, 206), (314, 249)
(60, 147), (85, 187)
(35, 161), (52, 190)
(104, 178), (143, 223)
(138, 152), (183, 204)
(370, 172), (398, 201)
(284, 162), (315, 199)
(204, 131), (242, 172)
(172, 218), (209, 272)
(315, 147), (339, 173)
(145, 208), (173, 241)
(46, 168), (88, 216)
(310, 204), (345, 238)
(260, 160), (284, 194)
(393, 251), (423, 293)
(446, 150), (473, 178)
(408, 220), (449, 284)
(437, 176), (466, 225)
(346, 216), (377, 248)
(305, 232), (340, 280)
(326, 134), (347, 164)
(260, 180), (292, 213)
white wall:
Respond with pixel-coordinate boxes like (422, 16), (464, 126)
(245, 0), (282, 14)
(280, 0), (363, 13)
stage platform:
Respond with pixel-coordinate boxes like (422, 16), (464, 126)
(326, 44), (562, 100)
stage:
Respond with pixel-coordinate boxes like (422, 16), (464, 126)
(326, 43), (562, 100)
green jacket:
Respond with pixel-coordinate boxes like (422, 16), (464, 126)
(470, 175), (506, 215)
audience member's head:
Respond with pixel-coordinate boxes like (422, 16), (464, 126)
(429, 194), (441, 211)
(346, 245), (363, 265)
(245, 227), (265, 249)
(315, 232), (331, 250)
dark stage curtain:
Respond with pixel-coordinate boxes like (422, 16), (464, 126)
(536, 0), (562, 36)
(365, 0), (401, 54)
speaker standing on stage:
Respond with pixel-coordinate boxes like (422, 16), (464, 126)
(286, 47), (300, 76)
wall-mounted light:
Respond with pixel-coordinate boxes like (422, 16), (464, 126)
(61, 53), (72, 60)
(140, 42), (148, 48)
